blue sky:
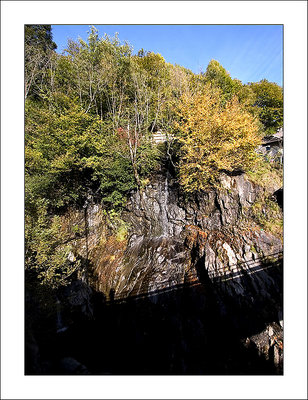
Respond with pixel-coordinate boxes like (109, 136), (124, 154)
(51, 25), (283, 86)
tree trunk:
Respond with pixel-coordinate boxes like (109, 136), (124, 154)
(127, 122), (141, 187)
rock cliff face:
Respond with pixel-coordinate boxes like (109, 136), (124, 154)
(26, 170), (283, 374)
(79, 171), (282, 305)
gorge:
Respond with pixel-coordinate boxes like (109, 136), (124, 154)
(26, 163), (283, 375)
(24, 25), (284, 377)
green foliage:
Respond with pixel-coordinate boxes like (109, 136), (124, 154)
(25, 96), (103, 207)
(246, 159), (283, 239)
(101, 209), (130, 242)
(204, 60), (237, 101)
(136, 138), (162, 176)
(25, 199), (80, 288)
(25, 25), (57, 100)
(203, 63), (283, 136)
(25, 25), (57, 52)
(246, 159), (283, 193)
(251, 196), (283, 239)
(95, 143), (136, 208)
(25, 25), (283, 288)
(248, 79), (283, 134)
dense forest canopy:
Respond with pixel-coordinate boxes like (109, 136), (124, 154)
(25, 25), (283, 288)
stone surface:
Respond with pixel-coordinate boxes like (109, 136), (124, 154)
(52, 170), (283, 373)
(61, 171), (282, 305)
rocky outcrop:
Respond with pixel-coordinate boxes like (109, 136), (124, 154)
(244, 322), (283, 373)
(59, 170), (282, 306)
(82, 172), (282, 301)
(46, 170), (283, 374)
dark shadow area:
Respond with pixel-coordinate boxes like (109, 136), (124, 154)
(273, 188), (283, 210)
(220, 168), (245, 176)
(25, 256), (283, 375)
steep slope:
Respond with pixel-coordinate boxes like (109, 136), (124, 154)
(26, 170), (283, 374)
(72, 171), (282, 304)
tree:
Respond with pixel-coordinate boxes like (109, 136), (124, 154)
(25, 95), (104, 208)
(249, 79), (283, 134)
(203, 60), (236, 101)
(174, 87), (262, 191)
(24, 25), (281, 290)
(25, 25), (57, 52)
(120, 52), (169, 185)
(25, 198), (80, 289)
(25, 25), (57, 99)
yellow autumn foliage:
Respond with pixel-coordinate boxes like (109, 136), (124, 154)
(175, 88), (262, 191)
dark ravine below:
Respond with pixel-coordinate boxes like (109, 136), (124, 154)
(25, 169), (283, 375)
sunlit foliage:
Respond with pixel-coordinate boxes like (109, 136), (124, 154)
(25, 25), (282, 288)
(175, 87), (262, 191)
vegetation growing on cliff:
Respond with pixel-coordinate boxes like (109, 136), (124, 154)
(174, 87), (262, 191)
(246, 161), (283, 239)
(25, 25), (283, 288)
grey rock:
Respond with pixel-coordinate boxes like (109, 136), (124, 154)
(65, 171), (282, 327)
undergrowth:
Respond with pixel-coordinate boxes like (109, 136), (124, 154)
(246, 159), (283, 192)
(251, 196), (283, 240)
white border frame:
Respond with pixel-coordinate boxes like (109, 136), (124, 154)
(1, 1), (307, 399)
